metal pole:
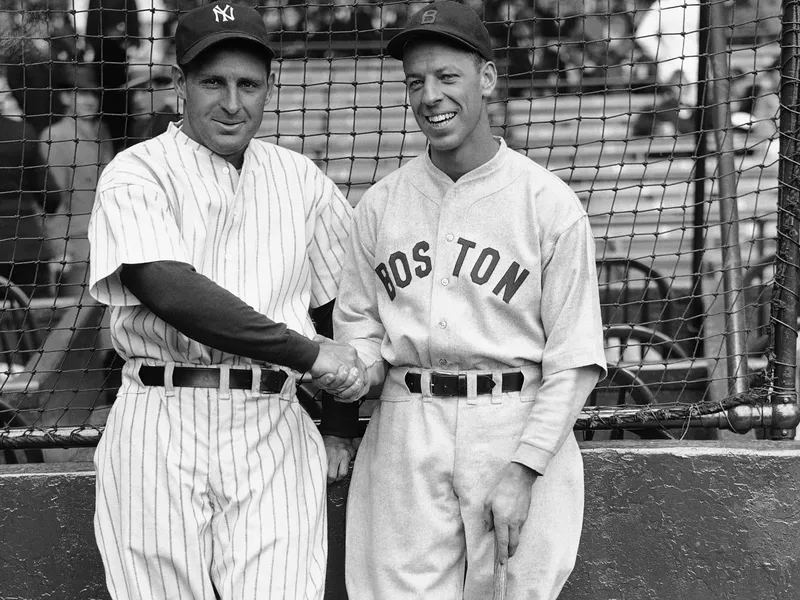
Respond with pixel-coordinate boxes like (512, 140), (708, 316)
(688, 0), (711, 357)
(771, 0), (800, 439)
(706, 1), (749, 395)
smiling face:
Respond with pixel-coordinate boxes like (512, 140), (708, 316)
(402, 38), (497, 176)
(174, 44), (274, 168)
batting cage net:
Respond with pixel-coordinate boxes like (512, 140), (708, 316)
(0, 0), (798, 460)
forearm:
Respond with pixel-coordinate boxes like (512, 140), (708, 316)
(120, 260), (319, 372)
(513, 365), (603, 475)
(312, 299), (360, 437)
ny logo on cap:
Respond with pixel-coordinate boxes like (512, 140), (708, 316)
(213, 3), (235, 23)
(420, 9), (437, 24)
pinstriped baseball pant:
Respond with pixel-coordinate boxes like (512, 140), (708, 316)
(94, 360), (327, 600)
(346, 365), (584, 600)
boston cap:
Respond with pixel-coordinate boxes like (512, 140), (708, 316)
(175, 1), (274, 67)
(386, 1), (493, 61)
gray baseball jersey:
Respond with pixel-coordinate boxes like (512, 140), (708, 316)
(335, 137), (606, 473)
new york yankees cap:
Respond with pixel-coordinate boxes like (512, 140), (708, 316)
(175, 1), (275, 67)
(386, 1), (493, 61)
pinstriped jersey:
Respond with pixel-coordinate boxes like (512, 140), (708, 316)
(89, 122), (352, 366)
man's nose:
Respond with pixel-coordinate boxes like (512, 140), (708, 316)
(421, 79), (442, 105)
(221, 85), (242, 113)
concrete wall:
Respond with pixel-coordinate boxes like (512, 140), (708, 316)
(1, 441), (799, 600)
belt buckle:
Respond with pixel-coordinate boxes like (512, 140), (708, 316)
(430, 372), (467, 397)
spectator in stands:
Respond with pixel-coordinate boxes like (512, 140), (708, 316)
(0, 108), (65, 298)
(635, 0), (700, 113)
(736, 59), (780, 163)
(631, 70), (697, 137)
(39, 64), (115, 296)
(367, 2), (403, 51)
(125, 66), (180, 146)
(312, 0), (380, 56)
(501, 8), (565, 97)
(275, 0), (309, 58)
(83, 0), (141, 151)
(580, 12), (640, 91)
(522, 0), (587, 92)
(0, 67), (24, 118)
(127, 0), (173, 69)
(3, 8), (73, 135)
(634, 0), (734, 116)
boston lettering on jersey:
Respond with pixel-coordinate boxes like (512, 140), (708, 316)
(375, 237), (529, 304)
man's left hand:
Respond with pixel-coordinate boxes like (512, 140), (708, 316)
(482, 462), (539, 564)
(323, 435), (357, 484)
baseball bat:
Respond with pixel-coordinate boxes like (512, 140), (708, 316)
(493, 539), (508, 600)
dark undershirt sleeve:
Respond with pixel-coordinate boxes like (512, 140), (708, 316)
(120, 260), (320, 372)
(310, 300), (360, 439)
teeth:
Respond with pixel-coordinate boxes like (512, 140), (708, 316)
(428, 113), (455, 124)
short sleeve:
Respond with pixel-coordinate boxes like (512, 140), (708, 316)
(89, 182), (191, 306)
(540, 215), (607, 378)
(306, 167), (353, 308)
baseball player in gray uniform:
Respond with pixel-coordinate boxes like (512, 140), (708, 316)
(89, 3), (364, 599)
(330, 2), (608, 599)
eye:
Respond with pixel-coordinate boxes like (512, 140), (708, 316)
(441, 73), (457, 82)
(406, 79), (423, 91)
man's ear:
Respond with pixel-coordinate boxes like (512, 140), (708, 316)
(481, 60), (498, 99)
(264, 71), (276, 107)
(172, 65), (187, 102)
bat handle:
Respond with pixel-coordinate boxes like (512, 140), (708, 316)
(493, 539), (508, 600)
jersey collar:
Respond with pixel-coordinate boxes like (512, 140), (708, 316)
(416, 136), (511, 202)
(167, 120), (255, 170)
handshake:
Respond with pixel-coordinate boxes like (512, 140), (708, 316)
(309, 335), (369, 402)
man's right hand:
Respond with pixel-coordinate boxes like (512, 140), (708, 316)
(310, 337), (367, 402)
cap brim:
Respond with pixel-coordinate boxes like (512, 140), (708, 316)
(179, 31), (275, 66)
(386, 29), (482, 60)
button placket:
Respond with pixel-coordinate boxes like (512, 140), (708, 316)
(429, 188), (462, 366)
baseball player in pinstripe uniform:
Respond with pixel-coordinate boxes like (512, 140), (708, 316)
(330, 2), (608, 599)
(88, 3), (364, 599)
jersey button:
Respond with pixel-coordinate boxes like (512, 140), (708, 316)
(223, 167), (230, 174)
(438, 358), (447, 366)
(441, 278), (449, 286)
(439, 320), (447, 329)
(446, 233), (454, 242)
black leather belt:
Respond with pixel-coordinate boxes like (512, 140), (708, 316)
(139, 366), (288, 394)
(405, 371), (524, 397)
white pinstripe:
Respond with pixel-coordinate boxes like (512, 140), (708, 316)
(90, 123), (351, 599)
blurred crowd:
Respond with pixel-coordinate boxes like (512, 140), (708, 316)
(0, 0), (782, 301)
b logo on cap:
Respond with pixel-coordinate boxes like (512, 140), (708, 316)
(420, 9), (437, 24)
(213, 3), (235, 23)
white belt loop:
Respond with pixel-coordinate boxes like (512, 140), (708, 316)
(466, 372), (478, 405)
(420, 370), (432, 402)
(249, 364), (262, 398)
(491, 370), (504, 404)
(219, 364), (231, 401)
(163, 363), (175, 398)
(280, 370), (296, 401)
